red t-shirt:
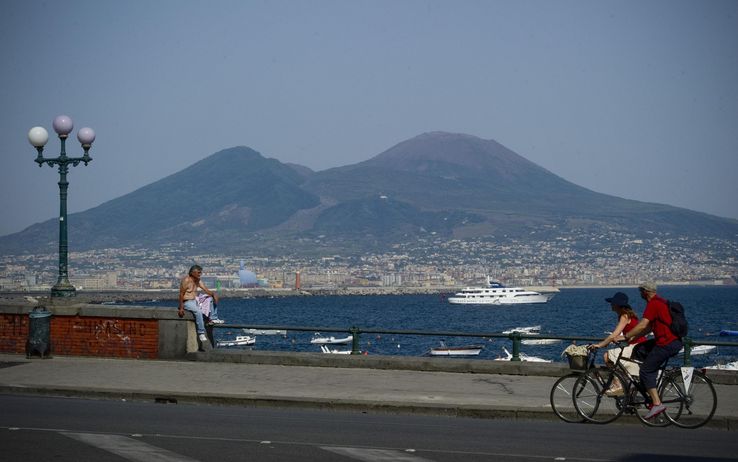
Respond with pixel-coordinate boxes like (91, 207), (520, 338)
(623, 316), (647, 345)
(643, 294), (679, 346)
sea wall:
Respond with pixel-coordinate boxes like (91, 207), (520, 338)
(0, 301), (195, 359)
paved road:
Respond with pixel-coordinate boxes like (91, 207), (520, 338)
(1, 353), (737, 431)
(2, 394), (737, 462)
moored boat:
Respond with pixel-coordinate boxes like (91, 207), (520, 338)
(502, 325), (542, 334)
(493, 347), (551, 362)
(502, 325), (558, 344)
(319, 345), (353, 354)
(679, 345), (717, 355)
(429, 341), (483, 356)
(705, 360), (738, 370)
(310, 333), (354, 344)
(243, 328), (287, 336)
(216, 335), (256, 347)
(521, 338), (561, 346)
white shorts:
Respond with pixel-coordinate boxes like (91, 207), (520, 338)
(606, 344), (641, 377)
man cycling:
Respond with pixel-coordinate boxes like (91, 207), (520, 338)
(619, 282), (683, 419)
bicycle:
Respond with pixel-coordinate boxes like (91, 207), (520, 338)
(571, 342), (717, 428)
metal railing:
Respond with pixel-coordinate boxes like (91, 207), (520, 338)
(210, 323), (737, 365)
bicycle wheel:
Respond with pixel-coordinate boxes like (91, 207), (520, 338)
(572, 368), (625, 424)
(550, 373), (585, 423)
(664, 369), (717, 429)
(631, 386), (673, 427)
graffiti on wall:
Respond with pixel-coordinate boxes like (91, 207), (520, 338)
(59, 317), (157, 358)
(71, 318), (148, 339)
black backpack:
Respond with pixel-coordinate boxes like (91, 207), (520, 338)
(665, 300), (689, 338)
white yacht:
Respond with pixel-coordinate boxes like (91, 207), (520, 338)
(448, 278), (556, 305)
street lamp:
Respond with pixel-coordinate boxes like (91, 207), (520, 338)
(28, 115), (96, 298)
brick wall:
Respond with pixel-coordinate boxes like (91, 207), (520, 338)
(0, 313), (27, 355)
(1, 312), (159, 359)
(53, 316), (159, 358)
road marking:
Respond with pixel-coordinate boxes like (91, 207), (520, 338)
(62, 432), (200, 462)
(321, 446), (433, 461)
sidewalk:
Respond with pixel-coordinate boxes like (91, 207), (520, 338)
(1, 352), (736, 430)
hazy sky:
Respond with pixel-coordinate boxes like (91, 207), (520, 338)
(2, 0), (737, 238)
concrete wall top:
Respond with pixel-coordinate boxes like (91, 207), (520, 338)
(0, 302), (179, 320)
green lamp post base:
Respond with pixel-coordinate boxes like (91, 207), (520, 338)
(51, 283), (76, 298)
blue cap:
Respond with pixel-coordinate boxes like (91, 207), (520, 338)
(605, 292), (629, 306)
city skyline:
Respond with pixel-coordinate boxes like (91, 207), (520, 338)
(2, 227), (735, 293)
(2, 1), (737, 238)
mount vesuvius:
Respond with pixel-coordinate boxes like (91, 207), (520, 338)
(1, 132), (736, 255)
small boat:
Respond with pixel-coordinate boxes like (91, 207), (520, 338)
(243, 328), (287, 336)
(705, 360), (738, 371)
(430, 341), (483, 356)
(502, 325), (542, 334)
(310, 333), (354, 344)
(719, 330), (738, 336)
(679, 345), (717, 355)
(319, 345), (353, 354)
(502, 325), (557, 344)
(493, 347), (551, 363)
(216, 335), (256, 347)
(521, 338), (562, 345)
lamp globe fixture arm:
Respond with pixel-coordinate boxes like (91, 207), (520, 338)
(52, 115), (73, 137)
(77, 127), (95, 147)
(28, 126), (49, 148)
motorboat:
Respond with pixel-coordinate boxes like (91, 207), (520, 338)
(429, 341), (483, 356)
(448, 278), (556, 305)
(501, 325), (558, 344)
(216, 335), (255, 347)
(705, 360), (738, 370)
(502, 325), (542, 334)
(310, 333), (354, 344)
(719, 330), (738, 336)
(319, 345), (353, 354)
(521, 338), (561, 346)
(493, 347), (551, 363)
(243, 328), (287, 336)
(679, 345), (717, 355)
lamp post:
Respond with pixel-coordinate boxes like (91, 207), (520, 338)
(28, 115), (96, 298)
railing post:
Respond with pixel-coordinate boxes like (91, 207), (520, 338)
(510, 332), (521, 361)
(683, 337), (692, 366)
(350, 326), (361, 354)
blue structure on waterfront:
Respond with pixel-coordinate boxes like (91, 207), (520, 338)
(238, 260), (258, 287)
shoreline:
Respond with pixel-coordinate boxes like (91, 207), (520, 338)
(1, 282), (735, 304)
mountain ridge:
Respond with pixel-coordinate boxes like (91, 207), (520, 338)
(1, 132), (736, 255)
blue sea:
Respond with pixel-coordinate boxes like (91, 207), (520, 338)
(147, 286), (738, 367)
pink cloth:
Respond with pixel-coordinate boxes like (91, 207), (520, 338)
(195, 293), (213, 317)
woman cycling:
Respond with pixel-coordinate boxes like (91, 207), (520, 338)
(588, 291), (647, 396)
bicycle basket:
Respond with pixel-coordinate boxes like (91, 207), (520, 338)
(567, 354), (588, 370)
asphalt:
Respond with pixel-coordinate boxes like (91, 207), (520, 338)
(1, 351), (737, 431)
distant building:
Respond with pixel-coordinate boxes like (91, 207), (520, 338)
(24, 273), (37, 288)
(71, 271), (118, 290)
